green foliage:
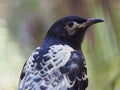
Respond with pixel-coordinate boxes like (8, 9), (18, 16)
(0, 20), (25, 90)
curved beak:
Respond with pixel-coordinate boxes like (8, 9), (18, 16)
(79, 18), (104, 28)
(87, 18), (104, 24)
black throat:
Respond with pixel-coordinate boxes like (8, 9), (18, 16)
(41, 33), (85, 51)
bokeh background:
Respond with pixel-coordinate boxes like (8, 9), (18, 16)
(0, 0), (120, 90)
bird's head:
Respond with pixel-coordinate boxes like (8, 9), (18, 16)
(47, 16), (104, 49)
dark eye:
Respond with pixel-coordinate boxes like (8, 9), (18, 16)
(67, 21), (74, 28)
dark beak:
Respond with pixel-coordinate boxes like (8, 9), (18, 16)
(87, 18), (104, 24)
(79, 18), (104, 28)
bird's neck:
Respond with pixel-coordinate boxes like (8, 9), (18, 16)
(66, 33), (85, 51)
(42, 35), (83, 51)
(67, 37), (83, 51)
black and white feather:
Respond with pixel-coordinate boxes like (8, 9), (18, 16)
(18, 44), (88, 90)
(18, 16), (103, 90)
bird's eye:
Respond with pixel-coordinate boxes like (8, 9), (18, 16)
(67, 21), (74, 28)
(64, 21), (80, 36)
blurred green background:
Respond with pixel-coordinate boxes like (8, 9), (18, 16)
(0, 0), (120, 90)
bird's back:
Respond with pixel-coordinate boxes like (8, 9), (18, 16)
(18, 44), (75, 90)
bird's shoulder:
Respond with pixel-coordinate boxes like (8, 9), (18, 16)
(59, 50), (88, 89)
(20, 44), (75, 78)
(19, 44), (88, 90)
(18, 44), (74, 89)
(20, 44), (86, 76)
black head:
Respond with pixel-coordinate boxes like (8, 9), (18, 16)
(46, 16), (104, 49)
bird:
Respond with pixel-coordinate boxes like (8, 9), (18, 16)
(18, 16), (104, 90)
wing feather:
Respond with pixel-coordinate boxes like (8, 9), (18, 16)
(18, 45), (88, 90)
(60, 51), (88, 90)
